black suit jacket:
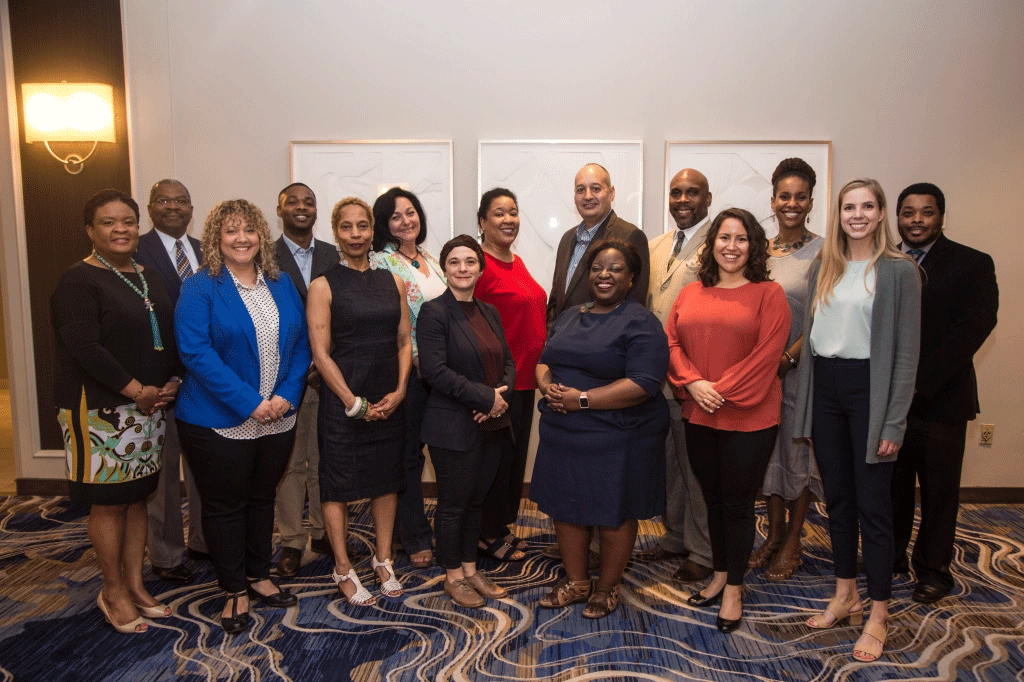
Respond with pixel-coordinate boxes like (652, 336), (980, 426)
(134, 229), (203, 306)
(418, 289), (516, 450)
(908, 234), (998, 423)
(275, 236), (340, 304)
(546, 210), (650, 328)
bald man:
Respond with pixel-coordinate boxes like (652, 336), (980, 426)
(637, 168), (714, 582)
(547, 163), (650, 328)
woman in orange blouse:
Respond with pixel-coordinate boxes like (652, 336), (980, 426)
(666, 208), (790, 633)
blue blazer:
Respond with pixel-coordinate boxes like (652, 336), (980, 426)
(174, 266), (311, 428)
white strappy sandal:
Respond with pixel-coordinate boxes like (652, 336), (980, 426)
(332, 567), (376, 606)
(372, 556), (404, 598)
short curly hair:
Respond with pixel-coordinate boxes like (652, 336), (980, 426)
(697, 208), (771, 287)
(200, 199), (279, 280)
(585, 238), (643, 285)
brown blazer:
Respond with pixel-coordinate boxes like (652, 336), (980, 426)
(546, 210), (650, 328)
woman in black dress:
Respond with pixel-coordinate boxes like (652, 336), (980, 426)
(51, 189), (179, 634)
(531, 239), (669, 619)
(307, 197), (413, 606)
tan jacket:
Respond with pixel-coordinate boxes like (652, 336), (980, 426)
(647, 222), (710, 325)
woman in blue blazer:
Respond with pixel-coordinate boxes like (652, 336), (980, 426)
(418, 235), (516, 608)
(175, 199), (310, 635)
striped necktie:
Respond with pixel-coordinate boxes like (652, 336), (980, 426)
(175, 239), (194, 280)
(667, 231), (686, 271)
(908, 248), (925, 263)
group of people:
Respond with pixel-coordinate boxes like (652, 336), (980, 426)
(51, 160), (997, 663)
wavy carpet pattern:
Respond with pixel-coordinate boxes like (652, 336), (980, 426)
(0, 496), (1022, 681)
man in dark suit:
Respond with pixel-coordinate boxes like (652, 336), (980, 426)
(134, 179), (207, 585)
(273, 182), (340, 576)
(891, 182), (998, 604)
(547, 163), (650, 328)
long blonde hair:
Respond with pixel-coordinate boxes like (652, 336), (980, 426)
(812, 178), (908, 310)
(200, 199), (279, 279)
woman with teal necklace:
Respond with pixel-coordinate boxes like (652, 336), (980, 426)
(50, 189), (180, 634)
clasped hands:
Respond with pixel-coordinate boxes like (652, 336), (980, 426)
(685, 380), (724, 414)
(542, 383), (582, 414)
(135, 380), (180, 416)
(249, 395), (293, 425)
(472, 386), (509, 423)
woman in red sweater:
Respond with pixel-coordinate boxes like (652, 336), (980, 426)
(473, 188), (547, 561)
(666, 207), (790, 633)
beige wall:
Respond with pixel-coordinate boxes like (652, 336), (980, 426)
(3, 0), (1021, 485)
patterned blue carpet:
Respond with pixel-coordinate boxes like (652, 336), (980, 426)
(0, 495), (1022, 681)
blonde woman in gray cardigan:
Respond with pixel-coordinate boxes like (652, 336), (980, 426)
(792, 178), (920, 663)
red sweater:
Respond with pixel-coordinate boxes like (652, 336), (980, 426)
(666, 280), (790, 432)
(474, 253), (547, 390)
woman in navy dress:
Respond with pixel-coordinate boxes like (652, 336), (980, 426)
(531, 239), (669, 619)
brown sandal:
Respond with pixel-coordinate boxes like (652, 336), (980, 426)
(582, 584), (620, 619)
(765, 543), (803, 581)
(748, 537), (783, 569)
(538, 577), (592, 608)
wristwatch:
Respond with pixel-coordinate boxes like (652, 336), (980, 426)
(578, 392), (589, 409)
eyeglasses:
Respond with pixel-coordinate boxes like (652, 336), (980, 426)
(151, 197), (191, 206)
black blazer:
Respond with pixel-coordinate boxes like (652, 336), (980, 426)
(908, 234), (998, 423)
(418, 289), (516, 450)
(275, 236), (340, 304)
(546, 210), (650, 328)
(134, 229), (203, 306)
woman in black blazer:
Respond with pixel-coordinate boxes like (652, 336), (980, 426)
(418, 235), (516, 608)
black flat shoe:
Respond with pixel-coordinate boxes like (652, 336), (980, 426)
(221, 591), (251, 635)
(687, 587), (723, 608)
(716, 611), (743, 633)
(246, 579), (298, 608)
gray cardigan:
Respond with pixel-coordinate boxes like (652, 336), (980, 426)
(793, 256), (921, 463)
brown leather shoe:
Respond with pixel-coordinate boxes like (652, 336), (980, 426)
(463, 572), (507, 599)
(276, 547), (302, 577)
(673, 559), (712, 582)
(636, 545), (685, 562)
(444, 578), (485, 608)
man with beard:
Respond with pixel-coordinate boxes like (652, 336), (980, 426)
(891, 182), (998, 604)
(135, 179), (208, 585)
(636, 168), (714, 583)
(273, 182), (340, 576)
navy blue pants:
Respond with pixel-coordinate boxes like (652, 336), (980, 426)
(812, 356), (894, 601)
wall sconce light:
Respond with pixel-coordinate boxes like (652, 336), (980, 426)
(21, 82), (115, 174)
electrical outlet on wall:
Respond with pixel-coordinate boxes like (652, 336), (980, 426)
(979, 423), (994, 446)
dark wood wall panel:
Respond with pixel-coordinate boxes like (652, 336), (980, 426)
(8, 0), (132, 449)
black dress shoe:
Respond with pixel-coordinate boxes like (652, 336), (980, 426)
(636, 545), (686, 562)
(309, 536), (332, 555)
(674, 559), (713, 583)
(246, 580), (298, 608)
(186, 548), (211, 561)
(687, 587), (724, 608)
(221, 591), (251, 635)
(912, 583), (949, 604)
(716, 611), (743, 633)
(276, 547), (302, 577)
(153, 563), (194, 585)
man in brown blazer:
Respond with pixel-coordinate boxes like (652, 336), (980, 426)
(637, 168), (714, 582)
(546, 163), (650, 328)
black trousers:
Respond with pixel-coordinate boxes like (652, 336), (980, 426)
(430, 429), (510, 569)
(812, 356), (894, 601)
(396, 374), (434, 556)
(177, 420), (295, 593)
(891, 415), (968, 591)
(685, 421), (777, 585)
(479, 388), (535, 539)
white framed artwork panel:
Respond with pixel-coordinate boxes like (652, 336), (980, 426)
(478, 140), (643, 296)
(290, 140), (454, 258)
(664, 141), (832, 239)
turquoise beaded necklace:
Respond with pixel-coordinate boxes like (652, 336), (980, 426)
(92, 252), (164, 351)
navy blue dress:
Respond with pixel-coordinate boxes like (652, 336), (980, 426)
(530, 299), (669, 527)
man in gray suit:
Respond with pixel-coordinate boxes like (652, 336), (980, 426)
(135, 179), (208, 585)
(273, 182), (340, 576)
(636, 168), (713, 582)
